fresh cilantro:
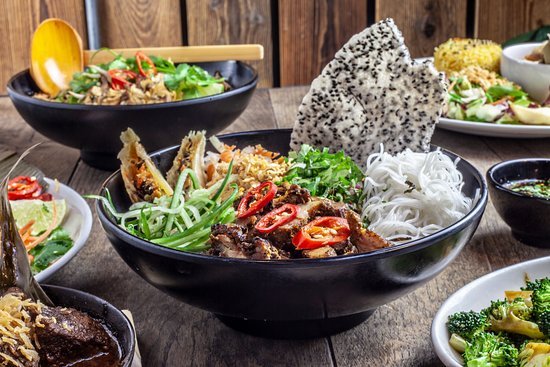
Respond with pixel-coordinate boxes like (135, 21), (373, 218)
(29, 227), (73, 274)
(283, 144), (365, 209)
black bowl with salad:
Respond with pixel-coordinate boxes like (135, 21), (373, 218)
(7, 50), (258, 170)
(487, 158), (550, 248)
(95, 128), (487, 339)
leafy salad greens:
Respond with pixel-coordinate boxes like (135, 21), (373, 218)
(446, 75), (534, 124)
(29, 227), (73, 274)
(283, 144), (365, 210)
(58, 49), (227, 104)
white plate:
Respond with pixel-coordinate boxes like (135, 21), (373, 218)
(33, 178), (92, 283)
(438, 117), (550, 138)
(431, 256), (550, 367)
(415, 57), (550, 138)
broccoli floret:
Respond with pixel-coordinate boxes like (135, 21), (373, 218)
(484, 299), (545, 339)
(448, 311), (490, 341)
(524, 278), (550, 337)
(464, 332), (519, 367)
(518, 341), (550, 367)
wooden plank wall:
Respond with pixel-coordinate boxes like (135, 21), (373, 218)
(1, 0), (550, 94)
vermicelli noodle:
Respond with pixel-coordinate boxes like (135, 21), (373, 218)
(361, 146), (473, 242)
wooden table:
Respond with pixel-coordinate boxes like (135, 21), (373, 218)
(1, 87), (549, 366)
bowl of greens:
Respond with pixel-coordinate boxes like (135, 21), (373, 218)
(7, 53), (257, 170)
(431, 256), (550, 367)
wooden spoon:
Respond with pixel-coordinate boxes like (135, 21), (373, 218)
(31, 18), (264, 97)
(30, 18), (83, 97)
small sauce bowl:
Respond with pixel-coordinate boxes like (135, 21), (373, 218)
(487, 159), (550, 247)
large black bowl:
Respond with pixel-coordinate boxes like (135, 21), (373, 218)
(97, 129), (487, 339)
(7, 61), (257, 170)
(41, 284), (135, 366)
(487, 159), (550, 248)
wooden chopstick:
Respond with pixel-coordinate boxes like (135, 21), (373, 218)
(84, 44), (264, 64)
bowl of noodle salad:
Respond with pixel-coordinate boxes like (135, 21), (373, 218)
(7, 57), (258, 170)
(96, 128), (488, 339)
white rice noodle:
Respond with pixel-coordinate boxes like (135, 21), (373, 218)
(361, 145), (473, 242)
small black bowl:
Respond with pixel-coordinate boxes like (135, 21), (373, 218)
(96, 129), (487, 339)
(7, 61), (257, 170)
(41, 284), (135, 366)
(487, 159), (550, 248)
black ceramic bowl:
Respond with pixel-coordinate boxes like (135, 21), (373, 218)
(42, 284), (135, 366)
(487, 159), (550, 248)
(7, 61), (257, 170)
(97, 129), (487, 339)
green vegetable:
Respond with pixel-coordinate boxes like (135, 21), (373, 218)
(29, 227), (73, 274)
(464, 332), (519, 367)
(448, 311), (490, 341)
(484, 298), (544, 339)
(524, 278), (550, 336)
(163, 63), (225, 99)
(89, 167), (237, 252)
(283, 144), (364, 209)
(58, 49), (226, 103)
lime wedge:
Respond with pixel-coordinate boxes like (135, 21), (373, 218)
(10, 199), (67, 236)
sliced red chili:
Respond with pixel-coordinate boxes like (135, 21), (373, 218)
(255, 204), (299, 234)
(237, 182), (277, 219)
(37, 193), (53, 201)
(292, 216), (350, 250)
(7, 176), (41, 200)
(135, 51), (157, 77)
(108, 69), (137, 90)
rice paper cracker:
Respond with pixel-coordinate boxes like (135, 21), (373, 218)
(290, 18), (447, 170)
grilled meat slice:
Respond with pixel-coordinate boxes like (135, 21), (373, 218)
(35, 306), (120, 367)
(242, 237), (289, 260)
(302, 246), (337, 258)
(209, 224), (248, 258)
(345, 210), (390, 252)
(273, 183), (311, 206)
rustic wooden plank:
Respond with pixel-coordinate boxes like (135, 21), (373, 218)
(476, 0), (550, 43)
(278, 0), (368, 86)
(186, 0), (274, 88)
(221, 89), (278, 133)
(269, 86), (308, 128)
(376, 0), (468, 58)
(0, 1), (39, 95)
(98, 0), (182, 48)
(0, 98), (79, 182)
(40, 0), (88, 48)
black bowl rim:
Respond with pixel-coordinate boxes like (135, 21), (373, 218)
(487, 158), (550, 202)
(6, 61), (258, 110)
(41, 284), (135, 366)
(96, 128), (488, 268)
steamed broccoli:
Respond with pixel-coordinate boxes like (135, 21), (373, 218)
(484, 299), (545, 339)
(464, 332), (519, 367)
(524, 278), (550, 337)
(518, 342), (550, 367)
(448, 311), (491, 341)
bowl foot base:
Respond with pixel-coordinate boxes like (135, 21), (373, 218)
(81, 151), (118, 171)
(215, 310), (374, 339)
(512, 231), (550, 248)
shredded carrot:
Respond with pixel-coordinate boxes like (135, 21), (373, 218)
(254, 145), (280, 159)
(25, 201), (57, 251)
(219, 146), (236, 163)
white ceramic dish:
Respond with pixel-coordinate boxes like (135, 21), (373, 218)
(32, 178), (92, 282)
(438, 117), (550, 138)
(501, 43), (550, 104)
(431, 256), (550, 367)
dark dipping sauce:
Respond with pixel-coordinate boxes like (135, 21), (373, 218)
(505, 179), (550, 199)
